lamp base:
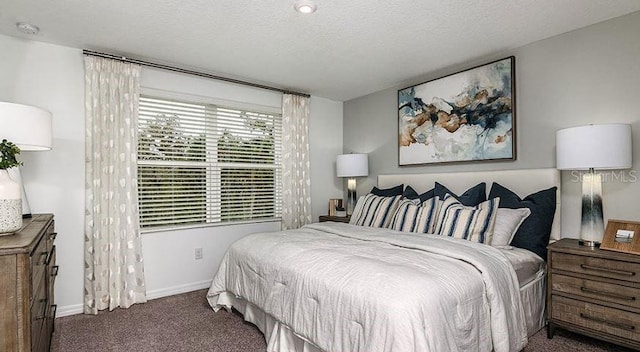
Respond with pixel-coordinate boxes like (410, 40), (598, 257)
(346, 178), (357, 216)
(578, 240), (601, 248)
(579, 169), (605, 245)
(7, 167), (32, 217)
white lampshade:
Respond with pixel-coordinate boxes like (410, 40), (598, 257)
(337, 153), (369, 177)
(556, 124), (632, 170)
(0, 102), (53, 151)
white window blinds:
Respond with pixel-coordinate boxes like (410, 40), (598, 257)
(137, 95), (282, 230)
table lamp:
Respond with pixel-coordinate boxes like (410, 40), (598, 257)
(0, 102), (53, 217)
(336, 153), (368, 216)
(556, 123), (632, 246)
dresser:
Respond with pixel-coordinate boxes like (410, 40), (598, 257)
(0, 214), (57, 352)
(547, 238), (640, 350)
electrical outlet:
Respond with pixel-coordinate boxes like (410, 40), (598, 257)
(195, 247), (203, 260)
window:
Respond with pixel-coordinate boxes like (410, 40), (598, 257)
(137, 95), (282, 230)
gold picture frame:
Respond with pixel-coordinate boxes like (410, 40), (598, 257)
(600, 219), (640, 255)
(328, 199), (343, 216)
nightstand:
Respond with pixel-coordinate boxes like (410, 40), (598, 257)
(319, 215), (351, 223)
(547, 238), (640, 350)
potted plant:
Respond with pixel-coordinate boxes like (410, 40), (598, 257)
(0, 139), (23, 234)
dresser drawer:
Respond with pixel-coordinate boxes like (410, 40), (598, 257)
(43, 304), (57, 352)
(552, 252), (640, 283)
(552, 295), (640, 342)
(46, 222), (56, 252)
(30, 236), (50, 304)
(30, 277), (47, 351)
(49, 246), (57, 310)
(552, 274), (640, 309)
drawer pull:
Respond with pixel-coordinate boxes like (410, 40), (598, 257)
(46, 246), (56, 265)
(50, 304), (57, 319)
(580, 313), (635, 331)
(52, 265), (59, 276)
(37, 251), (49, 265)
(36, 299), (47, 320)
(580, 264), (636, 276)
(51, 304), (58, 332)
(580, 286), (636, 301)
(50, 232), (57, 240)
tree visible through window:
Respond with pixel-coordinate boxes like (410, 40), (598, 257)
(137, 96), (282, 229)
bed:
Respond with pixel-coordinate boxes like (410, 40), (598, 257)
(207, 168), (561, 352)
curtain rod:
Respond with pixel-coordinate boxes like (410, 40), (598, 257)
(82, 49), (310, 98)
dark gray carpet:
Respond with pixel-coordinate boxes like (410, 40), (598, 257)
(52, 290), (266, 352)
(52, 289), (633, 352)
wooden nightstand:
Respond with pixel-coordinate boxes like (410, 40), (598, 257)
(547, 238), (640, 350)
(319, 215), (351, 223)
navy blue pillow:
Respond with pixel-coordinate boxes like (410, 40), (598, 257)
(370, 184), (404, 197)
(489, 182), (557, 261)
(403, 185), (435, 203)
(434, 182), (486, 206)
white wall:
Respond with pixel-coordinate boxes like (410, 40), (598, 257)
(309, 96), (344, 221)
(343, 12), (640, 238)
(0, 35), (86, 317)
(0, 34), (343, 316)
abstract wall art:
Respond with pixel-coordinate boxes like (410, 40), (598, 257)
(398, 57), (516, 166)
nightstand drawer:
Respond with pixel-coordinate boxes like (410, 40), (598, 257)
(319, 215), (351, 223)
(552, 274), (640, 309)
(552, 252), (640, 283)
(552, 295), (640, 342)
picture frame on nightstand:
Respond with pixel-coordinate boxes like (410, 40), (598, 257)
(328, 198), (344, 217)
(600, 219), (640, 255)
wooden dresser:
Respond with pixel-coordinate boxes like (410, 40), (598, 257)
(0, 214), (57, 352)
(547, 238), (640, 350)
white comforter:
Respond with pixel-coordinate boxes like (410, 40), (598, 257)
(207, 222), (527, 352)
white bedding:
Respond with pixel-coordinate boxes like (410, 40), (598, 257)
(498, 246), (546, 287)
(207, 222), (528, 352)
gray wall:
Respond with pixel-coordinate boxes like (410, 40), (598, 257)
(343, 11), (640, 237)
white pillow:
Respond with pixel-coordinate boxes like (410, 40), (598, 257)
(491, 208), (532, 247)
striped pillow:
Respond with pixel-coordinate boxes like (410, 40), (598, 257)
(389, 197), (440, 233)
(435, 194), (500, 244)
(349, 193), (402, 228)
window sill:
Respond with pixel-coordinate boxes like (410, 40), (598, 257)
(140, 217), (282, 234)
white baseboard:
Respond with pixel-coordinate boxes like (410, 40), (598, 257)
(57, 303), (84, 317)
(146, 280), (212, 300)
(55, 280), (212, 318)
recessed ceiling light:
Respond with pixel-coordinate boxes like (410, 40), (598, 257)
(16, 22), (40, 35)
(294, 0), (317, 14)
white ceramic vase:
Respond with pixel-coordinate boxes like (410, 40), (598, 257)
(0, 169), (22, 235)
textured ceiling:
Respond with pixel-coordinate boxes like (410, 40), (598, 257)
(1, 0), (639, 101)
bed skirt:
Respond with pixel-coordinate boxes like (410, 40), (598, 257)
(213, 291), (324, 352)
(521, 273), (546, 337)
(210, 273), (546, 352)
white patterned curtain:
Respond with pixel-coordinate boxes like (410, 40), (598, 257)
(281, 94), (312, 230)
(84, 56), (147, 314)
